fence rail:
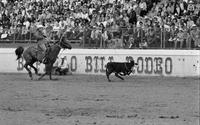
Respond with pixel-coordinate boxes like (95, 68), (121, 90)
(0, 26), (199, 49)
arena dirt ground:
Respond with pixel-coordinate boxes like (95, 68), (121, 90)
(0, 73), (199, 125)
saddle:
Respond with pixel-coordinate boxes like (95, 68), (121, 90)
(37, 42), (51, 52)
(35, 43), (51, 63)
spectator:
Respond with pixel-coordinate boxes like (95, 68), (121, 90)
(0, 0), (199, 49)
(188, 25), (200, 48)
(91, 23), (101, 47)
(139, 0), (147, 17)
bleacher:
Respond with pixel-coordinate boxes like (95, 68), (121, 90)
(0, 0), (200, 49)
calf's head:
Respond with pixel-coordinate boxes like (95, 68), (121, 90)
(130, 60), (135, 66)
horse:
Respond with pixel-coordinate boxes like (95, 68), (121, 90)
(15, 35), (72, 80)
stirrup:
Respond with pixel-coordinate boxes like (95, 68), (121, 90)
(42, 58), (48, 64)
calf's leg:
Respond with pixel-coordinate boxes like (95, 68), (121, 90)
(115, 73), (124, 80)
(106, 68), (112, 82)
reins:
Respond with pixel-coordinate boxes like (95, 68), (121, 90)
(54, 44), (62, 49)
(59, 29), (68, 44)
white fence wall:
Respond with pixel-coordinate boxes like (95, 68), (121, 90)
(0, 48), (199, 77)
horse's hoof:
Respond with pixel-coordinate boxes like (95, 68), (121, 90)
(51, 78), (58, 81)
(37, 73), (42, 76)
(37, 77), (42, 80)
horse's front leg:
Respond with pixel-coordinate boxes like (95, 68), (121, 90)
(48, 69), (58, 80)
(47, 64), (57, 80)
(30, 63), (41, 76)
(49, 71), (52, 80)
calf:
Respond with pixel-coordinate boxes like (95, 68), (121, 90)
(106, 60), (138, 82)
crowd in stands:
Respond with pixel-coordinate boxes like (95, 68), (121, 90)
(0, 0), (200, 49)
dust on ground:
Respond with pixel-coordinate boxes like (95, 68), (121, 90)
(0, 73), (199, 125)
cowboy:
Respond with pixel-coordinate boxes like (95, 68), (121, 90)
(34, 24), (51, 63)
(53, 55), (71, 75)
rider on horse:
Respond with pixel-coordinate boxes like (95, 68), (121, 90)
(34, 24), (52, 64)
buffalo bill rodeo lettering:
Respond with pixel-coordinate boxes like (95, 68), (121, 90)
(17, 56), (173, 75)
(84, 56), (172, 75)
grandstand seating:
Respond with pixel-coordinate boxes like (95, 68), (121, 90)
(0, 0), (199, 49)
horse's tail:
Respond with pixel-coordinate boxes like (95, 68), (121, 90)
(15, 46), (24, 60)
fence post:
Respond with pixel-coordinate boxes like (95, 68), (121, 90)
(14, 29), (16, 43)
(160, 27), (162, 49)
(103, 30), (106, 49)
(100, 30), (102, 49)
(163, 27), (166, 49)
(121, 28), (123, 49)
(82, 28), (85, 48)
(141, 27), (144, 48)
(29, 29), (31, 44)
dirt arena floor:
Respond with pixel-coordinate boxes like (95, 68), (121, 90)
(0, 73), (199, 125)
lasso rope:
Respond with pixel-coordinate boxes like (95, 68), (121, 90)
(57, 28), (68, 58)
